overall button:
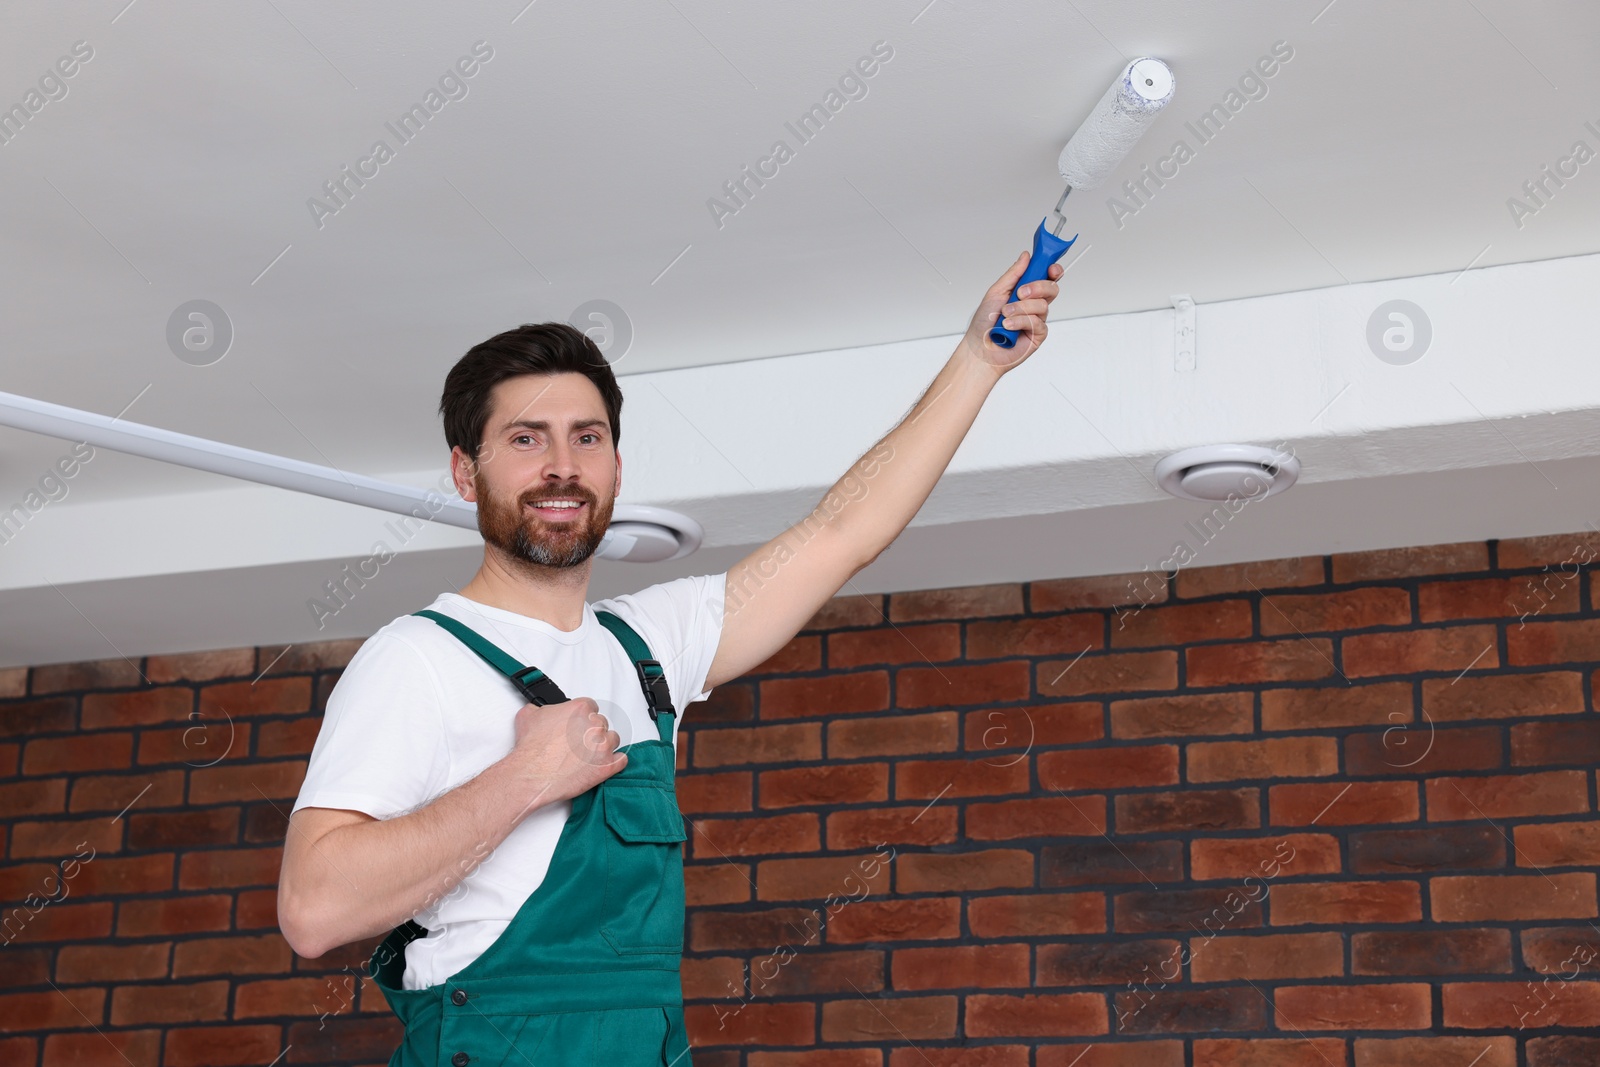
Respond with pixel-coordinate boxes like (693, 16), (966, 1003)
(450, 989), (468, 1006)
(451, 1053), (469, 1067)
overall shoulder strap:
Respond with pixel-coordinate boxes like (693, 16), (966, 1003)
(595, 610), (676, 731)
(412, 609), (569, 706)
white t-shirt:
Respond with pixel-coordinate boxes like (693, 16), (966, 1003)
(290, 573), (728, 989)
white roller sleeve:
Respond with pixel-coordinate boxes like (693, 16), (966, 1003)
(1057, 57), (1175, 189)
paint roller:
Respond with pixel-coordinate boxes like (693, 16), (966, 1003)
(989, 57), (1176, 349)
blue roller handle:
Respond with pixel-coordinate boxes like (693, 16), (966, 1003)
(988, 219), (1077, 349)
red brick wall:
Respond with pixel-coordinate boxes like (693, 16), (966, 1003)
(4, 532), (1600, 1066)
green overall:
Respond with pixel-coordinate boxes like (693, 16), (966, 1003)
(369, 608), (693, 1067)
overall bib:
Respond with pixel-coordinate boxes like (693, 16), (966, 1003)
(369, 608), (693, 1067)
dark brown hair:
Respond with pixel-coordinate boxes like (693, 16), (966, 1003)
(440, 323), (623, 459)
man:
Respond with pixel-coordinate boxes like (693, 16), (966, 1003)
(278, 250), (1064, 1065)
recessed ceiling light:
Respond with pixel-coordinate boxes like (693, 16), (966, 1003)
(597, 504), (703, 563)
(1153, 444), (1300, 502)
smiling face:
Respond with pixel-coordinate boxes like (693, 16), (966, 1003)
(458, 372), (620, 570)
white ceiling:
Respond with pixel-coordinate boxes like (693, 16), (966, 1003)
(3, 0), (1600, 666)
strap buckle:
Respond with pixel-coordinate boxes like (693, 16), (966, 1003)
(511, 666), (567, 707)
(635, 659), (675, 721)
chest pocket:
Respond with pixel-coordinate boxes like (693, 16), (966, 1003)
(599, 774), (687, 956)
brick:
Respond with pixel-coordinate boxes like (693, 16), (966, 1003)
(0, 947), (53, 987)
(1034, 572), (1167, 611)
(688, 908), (824, 953)
(1355, 1036), (1515, 1067)
(41, 1029), (163, 1066)
(1195, 1038), (1348, 1067)
(1332, 541), (1488, 582)
(897, 662), (1029, 709)
(1513, 720), (1600, 766)
(9, 815), (123, 858)
(21, 733), (133, 775)
(891, 583), (1021, 622)
(1039, 651), (1177, 696)
(1270, 781), (1418, 826)
(160, 1024), (284, 1067)
(1039, 745), (1180, 790)
(892, 944), (1029, 990)
(178, 847), (282, 889)
(1277, 982), (1430, 1030)
(1177, 556), (1325, 598)
(965, 992), (1106, 1037)
(145, 648), (255, 684)
(829, 712), (958, 758)
(754, 949), (884, 997)
(1187, 640), (1335, 687)
(830, 624), (961, 668)
(684, 863), (751, 906)
(1349, 825), (1504, 873)
(109, 979), (229, 1025)
(256, 718), (321, 757)
(825, 806), (957, 850)
(234, 889), (277, 929)
(187, 760), (305, 803)
(694, 723), (821, 767)
(1111, 692), (1253, 738)
(748, 1054), (878, 1067)
(1427, 770), (1589, 821)
(691, 813), (818, 858)
(0, 668), (24, 699)
(1191, 834), (1339, 881)
(901, 1049), (1032, 1067)
(1442, 980), (1600, 1029)
(0, 778), (66, 818)
(681, 955), (743, 1000)
(1112, 600), (1253, 648)
(676, 771), (753, 814)
(895, 849), (1032, 893)
(1528, 1036), (1600, 1067)
(1422, 575), (1579, 622)
(199, 677), (312, 717)
(966, 703), (1103, 755)
(1261, 681), (1412, 730)
(1517, 821), (1600, 868)
(823, 994), (958, 1041)
(1270, 881), (1422, 926)
(117, 895), (232, 937)
(261, 638), (363, 673)
(81, 686), (195, 730)
(695, 681), (755, 724)
(758, 673), (888, 719)
(0, 901), (113, 944)
(281, 1015), (401, 1062)
(1510, 618), (1600, 665)
(1352, 928), (1512, 975)
(169, 934), (292, 977)
(804, 592), (884, 631)
(1498, 531), (1600, 570)
(0, 987), (105, 1032)
(967, 892), (1105, 937)
(67, 854), (175, 897)
(685, 1001), (813, 1047)
(69, 769), (184, 815)
(1187, 736), (1337, 783)
(1433, 873), (1597, 921)
(0, 697), (75, 739)
(32, 657), (143, 693)
(1189, 932), (1343, 982)
(1117, 789), (1259, 834)
(826, 897), (962, 943)
(968, 615), (1103, 659)
(756, 854), (891, 901)
(1043, 838), (1184, 887)
(1260, 587), (1411, 635)
(1116, 986), (1266, 1034)
(1115, 888), (1263, 935)
(1423, 671), (1585, 721)
(136, 720), (251, 767)
(748, 635), (821, 675)
(235, 975), (356, 1018)
(1345, 724), (1503, 777)
(759, 764), (887, 808)
(1037, 939), (1181, 986)
(894, 757), (1029, 799)
(127, 808), (239, 850)
(1521, 927), (1600, 974)
(1343, 624), (1498, 678)
(968, 795), (1107, 841)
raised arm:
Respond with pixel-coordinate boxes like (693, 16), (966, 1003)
(703, 253), (1064, 691)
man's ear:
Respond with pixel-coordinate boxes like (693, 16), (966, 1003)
(613, 449), (622, 499)
(451, 446), (480, 503)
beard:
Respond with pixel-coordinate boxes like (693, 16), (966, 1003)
(474, 473), (614, 569)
